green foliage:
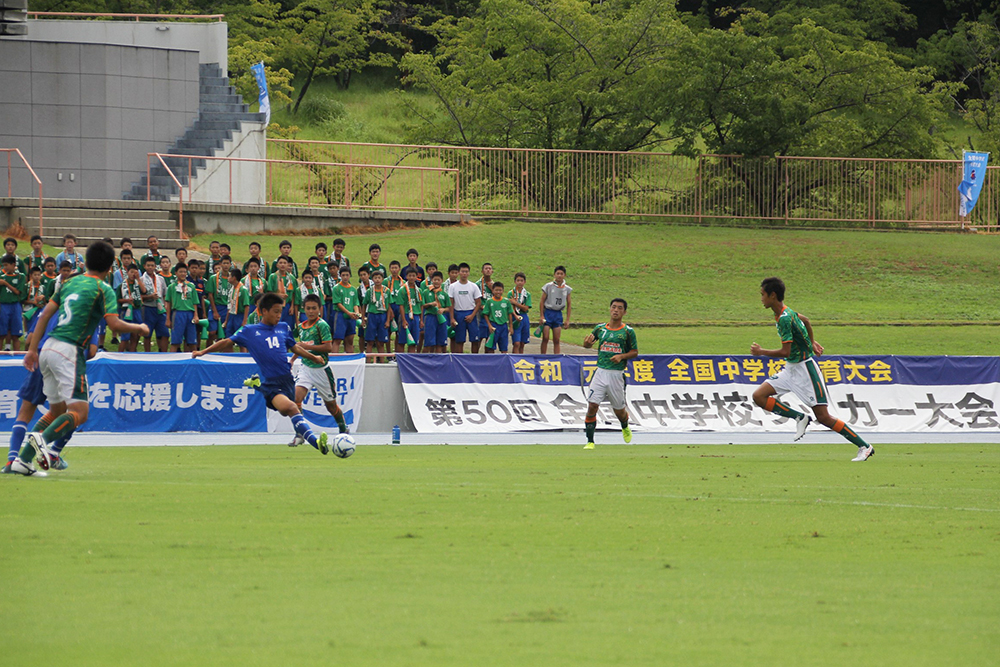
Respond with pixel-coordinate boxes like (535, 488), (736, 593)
(295, 95), (348, 124)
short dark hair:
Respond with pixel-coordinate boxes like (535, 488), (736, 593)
(303, 294), (322, 307)
(30, 235), (42, 243)
(259, 292), (285, 312)
(276, 256), (289, 265)
(127, 264), (140, 273)
(425, 262), (437, 270)
(120, 248), (133, 257)
(308, 255), (321, 265)
(448, 264), (460, 273)
(301, 268), (314, 277)
(175, 247), (186, 256)
(248, 257), (261, 266)
(482, 262), (492, 269)
(220, 243), (231, 252)
(431, 271), (443, 280)
(102, 237), (114, 245)
(120, 237), (132, 245)
(29, 265), (41, 274)
(174, 262), (188, 272)
(339, 266), (352, 275)
(368, 243), (381, 252)
(407, 248), (418, 257)
(146, 235), (157, 242)
(554, 265), (566, 274)
(514, 272), (526, 281)
(249, 241), (261, 250)
(64, 234), (77, 243)
(458, 262), (470, 271)
(389, 260), (401, 268)
(1, 254), (14, 265)
(358, 266), (369, 275)
(43, 257), (55, 266)
(761, 276), (785, 301)
(315, 242), (328, 251)
(188, 259), (201, 268)
(220, 254), (232, 264)
(229, 268), (243, 281)
(610, 297), (628, 311)
(279, 240), (292, 249)
(85, 241), (116, 273)
(209, 239), (220, 246)
(59, 261), (73, 271)
(492, 281), (504, 290)
(333, 238), (346, 247)
(251, 292), (263, 306)
(3, 237), (16, 247)
(144, 257), (157, 266)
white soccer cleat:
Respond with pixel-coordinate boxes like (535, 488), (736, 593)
(794, 414), (811, 441)
(10, 458), (47, 477)
(851, 445), (875, 462)
(27, 432), (52, 470)
(288, 434), (304, 447)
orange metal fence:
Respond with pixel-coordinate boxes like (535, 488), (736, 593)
(27, 12), (225, 21)
(1, 148), (44, 236)
(268, 140), (996, 229)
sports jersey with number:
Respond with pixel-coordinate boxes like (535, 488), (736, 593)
(230, 322), (295, 382)
(270, 256), (299, 278)
(266, 273), (298, 303)
(49, 273), (118, 348)
(364, 285), (391, 314)
(0, 270), (25, 304)
(591, 323), (638, 371)
(296, 318), (333, 368)
(421, 287), (450, 315)
(360, 261), (388, 281)
(298, 283), (323, 305)
(396, 283), (422, 318)
(331, 282), (359, 314)
(242, 274), (265, 297)
(228, 283), (251, 316)
(207, 273), (233, 311)
(775, 306), (813, 363)
(542, 281), (572, 310)
(484, 297), (513, 325)
(508, 287), (532, 314)
(166, 280), (199, 312)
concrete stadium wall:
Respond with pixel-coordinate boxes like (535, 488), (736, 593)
(0, 39), (200, 199)
(359, 363), (415, 433)
(185, 121), (267, 205)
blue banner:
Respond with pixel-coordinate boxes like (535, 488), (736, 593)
(250, 61), (271, 125)
(958, 151), (989, 217)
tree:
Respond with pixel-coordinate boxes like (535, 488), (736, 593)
(225, 1), (295, 109)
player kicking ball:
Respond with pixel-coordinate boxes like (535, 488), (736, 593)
(750, 277), (875, 462)
(581, 298), (638, 449)
(288, 294), (349, 447)
(193, 292), (331, 455)
(12, 241), (150, 476)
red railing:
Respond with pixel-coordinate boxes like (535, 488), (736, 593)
(148, 153), (460, 214)
(147, 154), (185, 238)
(1, 148), (44, 237)
(27, 12), (224, 21)
(268, 140), (990, 229)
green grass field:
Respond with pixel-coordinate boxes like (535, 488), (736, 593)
(2, 444), (996, 666)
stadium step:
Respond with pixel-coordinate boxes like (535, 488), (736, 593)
(22, 207), (186, 250)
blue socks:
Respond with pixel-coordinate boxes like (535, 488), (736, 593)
(50, 436), (70, 455)
(290, 414), (319, 450)
(8, 421), (26, 463)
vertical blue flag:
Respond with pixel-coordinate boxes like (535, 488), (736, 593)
(958, 150), (989, 217)
(250, 61), (271, 125)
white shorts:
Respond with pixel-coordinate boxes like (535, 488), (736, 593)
(586, 367), (627, 410)
(766, 357), (829, 407)
(40, 337), (88, 404)
(294, 361), (338, 403)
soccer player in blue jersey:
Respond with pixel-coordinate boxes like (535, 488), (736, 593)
(192, 292), (331, 455)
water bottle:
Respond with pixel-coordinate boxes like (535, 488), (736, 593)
(392, 425), (401, 445)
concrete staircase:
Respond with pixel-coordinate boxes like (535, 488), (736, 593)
(21, 206), (187, 250)
(124, 63), (267, 201)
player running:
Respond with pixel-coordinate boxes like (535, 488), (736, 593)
(193, 292), (332, 456)
(12, 242), (149, 476)
(750, 276), (875, 462)
(581, 298), (638, 450)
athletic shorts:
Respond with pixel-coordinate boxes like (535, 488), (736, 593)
(40, 337), (88, 404)
(209, 305), (228, 333)
(295, 363), (338, 403)
(119, 309), (143, 342)
(323, 303), (337, 329)
(587, 367), (627, 410)
(366, 312), (389, 343)
(402, 314), (420, 346)
(513, 313), (530, 344)
(89, 318), (107, 348)
(143, 306), (169, 338)
(17, 366), (46, 406)
(423, 314), (447, 347)
(543, 308), (564, 330)
(26, 308), (40, 335)
(280, 305), (296, 329)
(486, 322), (509, 352)
(171, 310), (198, 345)
(766, 357), (829, 407)
(477, 316), (491, 340)
(333, 312), (357, 340)
(0, 302), (23, 336)
(224, 315), (243, 339)
(260, 374), (296, 412)
(452, 309), (479, 343)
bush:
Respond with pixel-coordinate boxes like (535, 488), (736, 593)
(296, 96), (347, 124)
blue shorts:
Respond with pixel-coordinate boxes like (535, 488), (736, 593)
(261, 374), (296, 412)
(26, 308), (41, 334)
(423, 314), (448, 347)
(90, 318), (107, 347)
(119, 309), (143, 342)
(209, 305), (228, 333)
(486, 322), (509, 352)
(224, 315), (243, 339)
(17, 367), (46, 406)
(333, 312), (357, 340)
(365, 312), (389, 343)
(143, 306), (169, 338)
(544, 308), (564, 329)
(478, 316), (492, 340)
(452, 309), (479, 343)
(0, 302), (23, 336)
(513, 313), (530, 344)
(280, 304), (295, 329)
(401, 314), (420, 346)
(171, 310), (198, 345)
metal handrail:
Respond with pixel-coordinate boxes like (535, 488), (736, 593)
(147, 154), (185, 238)
(27, 12), (225, 21)
(1, 148), (43, 237)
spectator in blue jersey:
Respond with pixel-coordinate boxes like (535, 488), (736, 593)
(192, 292), (332, 456)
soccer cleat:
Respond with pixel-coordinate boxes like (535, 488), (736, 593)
(794, 414), (812, 441)
(622, 426), (633, 444)
(317, 432), (330, 455)
(851, 445), (875, 462)
(50, 455), (68, 471)
(583, 442), (595, 450)
(288, 435), (304, 447)
(1, 462), (12, 474)
(28, 432), (52, 470)
(10, 458), (46, 477)
(243, 374), (261, 389)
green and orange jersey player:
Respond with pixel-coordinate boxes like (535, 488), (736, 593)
(581, 298), (638, 450)
(13, 241), (149, 476)
(750, 276), (875, 462)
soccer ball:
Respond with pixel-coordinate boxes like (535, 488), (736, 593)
(332, 433), (356, 459)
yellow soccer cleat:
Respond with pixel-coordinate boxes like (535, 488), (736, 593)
(583, 442), (595, 450)
(622, 426), (632, 444)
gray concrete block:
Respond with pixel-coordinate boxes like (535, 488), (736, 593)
(137, 48), (156, 80)
(186, 80), (199, 112)
(104, 138), (122, 171)
(167, 77), (187, 112)
(80, 73), (110, 108)
(122, 139), (154, 174)
(153, 109), (172, 143)
(120, 47), (142, 78)
(33, 104), (81, 139)
(104, 106), (122, 140)
(0, 41), (30, 72)
(152, 79), (170, 116)
(166, 50), (188, 82)
(80, 44), (108, 75)
(31, 72), (81, 106)
(0, 104), (31, 136)
(121, 76), (153, 110)
(31, 136), (81, 170)
(81, 137), (108, 168)
(80, 106), (108, 139)
(104, 74), (122, 109)
(104, 45), (122, 77)
(0, 70), (31, 100)
(122, 108), (155, 140)
(30, 42), (80, 75)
